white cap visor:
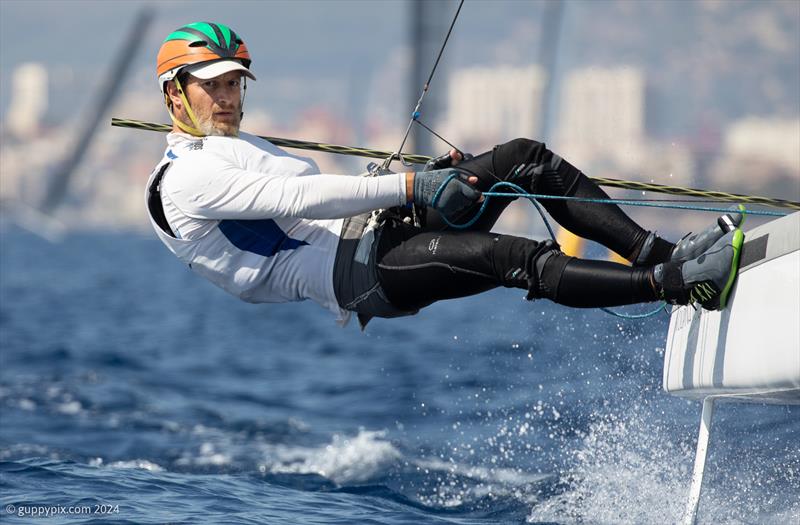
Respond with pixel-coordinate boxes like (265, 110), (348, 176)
(184, 59), (256, 81)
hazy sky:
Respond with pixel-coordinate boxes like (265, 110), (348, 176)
(1, 0), (798, 140)
(0, 1), (550, 126)
(0, 1), (397, 123)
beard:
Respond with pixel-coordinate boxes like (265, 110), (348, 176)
(198, 111), (241, 137)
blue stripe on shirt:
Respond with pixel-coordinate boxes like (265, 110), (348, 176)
(218, 219), (308, 257)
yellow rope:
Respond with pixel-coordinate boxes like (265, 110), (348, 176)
(110, 117), (799, 211)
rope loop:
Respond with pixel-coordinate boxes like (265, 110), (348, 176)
(430, 177), (775, 321)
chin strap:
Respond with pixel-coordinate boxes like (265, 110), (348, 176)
(165, 75), (204, 137)
(164, 75), (247, 135)
(240, 77), (247, 120)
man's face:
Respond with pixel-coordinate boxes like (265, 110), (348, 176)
(171, 70), (244, 136)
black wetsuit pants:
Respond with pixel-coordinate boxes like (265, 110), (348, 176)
(375, 139), (674, 311)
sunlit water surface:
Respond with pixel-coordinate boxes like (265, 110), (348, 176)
(1, 229), (798, 524)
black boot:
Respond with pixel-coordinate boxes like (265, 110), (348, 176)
(653, 229), (745, 310)
(635, 206), (744, 266)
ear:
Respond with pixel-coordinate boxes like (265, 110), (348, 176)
(165, 80), (183, 110)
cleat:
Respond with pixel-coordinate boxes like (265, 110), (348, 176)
(669, 205), (745, 264)
(654, 228), (745, 311)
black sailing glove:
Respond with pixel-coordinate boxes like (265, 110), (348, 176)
(413, 168), (482, 218)
(423, 150), (474, 172)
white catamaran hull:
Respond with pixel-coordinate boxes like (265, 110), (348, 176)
(663, 211), (799, 524)
(664, 211), (800, 403)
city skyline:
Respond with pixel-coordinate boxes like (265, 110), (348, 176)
(2, 1), (798, 134)
(1, 0), (798, 235)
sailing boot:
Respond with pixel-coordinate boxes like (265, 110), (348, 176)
(653, 228), (745, 310)
(635, 205), (744, 266)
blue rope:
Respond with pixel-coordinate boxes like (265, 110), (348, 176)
(480, 191), (786, 217)
(433, 180), (558, 238)
(430, 175), (773, 320)
(600, 303), (669, 319)
(432, 176), (785, 227)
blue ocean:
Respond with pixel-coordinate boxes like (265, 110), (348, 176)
(1, 227), (798, 524)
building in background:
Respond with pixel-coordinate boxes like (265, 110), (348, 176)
(723, 117), (800, 174)
(5, 63), (48, 140)
(557, 67), (646, 172)
(441, 65), (546, 153)
(1, 63), (58, 206)
(709, 117), (800, 195)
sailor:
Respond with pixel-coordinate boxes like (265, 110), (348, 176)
(148, 22), (744, 328)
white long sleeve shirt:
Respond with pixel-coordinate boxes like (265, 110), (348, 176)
(146, 131), (406, 321)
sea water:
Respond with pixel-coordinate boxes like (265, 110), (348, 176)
(1, 228), (798, 524)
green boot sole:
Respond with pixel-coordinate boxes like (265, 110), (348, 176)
(718, 228), (745, 310)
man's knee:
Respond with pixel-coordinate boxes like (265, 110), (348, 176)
(491, 235), (566, 295)
(531, 155), (581, 196)
(500, 138), (548, 164)
(496, 138), (581, 195)
(526, 243), (571, 301)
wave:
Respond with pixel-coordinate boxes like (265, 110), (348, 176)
(527, 402), (800, 524)
(261, 429), (402, 484)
